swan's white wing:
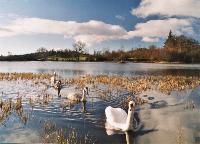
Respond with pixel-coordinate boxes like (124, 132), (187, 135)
(105, 106), (127, 124)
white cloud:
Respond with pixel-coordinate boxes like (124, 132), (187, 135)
(142, 37), (159, 42)
(115, 15), (125, 21)
(131, 0), (200, 18)
(0, 17), (194, 44)
(0, 129), (40, 143)
(126, 18), (194, 42)
(0, 17), (128, 45)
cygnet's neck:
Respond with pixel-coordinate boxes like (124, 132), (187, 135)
(81, 90), (86, 101)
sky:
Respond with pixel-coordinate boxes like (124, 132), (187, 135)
(0, 0), (200, 55)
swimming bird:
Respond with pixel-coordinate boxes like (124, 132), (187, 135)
(105, 101), (135, 131)
(50, 72), (56, 86)
(66, 87), (89, 102)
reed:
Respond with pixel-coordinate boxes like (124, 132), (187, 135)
(0, 72), (51, 81)
(65, 75), (200, 95)
(42, 121), (98, 144)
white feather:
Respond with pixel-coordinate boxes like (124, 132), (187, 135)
(105, 106), (127, 124)
(105, 101), (135, 131)
(67, 92), (82, 101)
(61, 88), (87, 102)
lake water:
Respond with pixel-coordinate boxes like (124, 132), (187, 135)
(1, 61), (200, 77)
(0, 62), (200, 144)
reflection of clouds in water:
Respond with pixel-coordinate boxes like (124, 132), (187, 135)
(0, 129), (40, 143)
(138, 90), (200, 144)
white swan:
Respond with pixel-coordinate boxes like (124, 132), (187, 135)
(50, 72), (56, 86)
(105, 101), (135, 131)
(66, 87), (89, 102)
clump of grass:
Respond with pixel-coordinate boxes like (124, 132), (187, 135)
(0, 97), (28, 124)
(0, 98), (12, 122)
(42, 121), (98, 144)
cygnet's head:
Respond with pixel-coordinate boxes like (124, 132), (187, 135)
(128, 101), (135, 111)
(85, 87), (89, 91)
(84, 87), (89, 94)
(53, 72), (56, 76)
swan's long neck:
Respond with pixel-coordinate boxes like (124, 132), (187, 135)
(125, 109), (134, 131)
(81, 89), (86, 101)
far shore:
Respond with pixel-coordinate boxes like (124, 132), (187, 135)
(0, 60), (197, 64)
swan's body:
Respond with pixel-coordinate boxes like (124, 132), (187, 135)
(67, 92), (85, 102)
(105, 101), (135, 131)
(66, 87), (89, 102)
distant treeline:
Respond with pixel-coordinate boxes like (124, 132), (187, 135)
(0, 31), (200, 63)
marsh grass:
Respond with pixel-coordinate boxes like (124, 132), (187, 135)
(1, 72), (199, 96)
(0, 72), (52, 81)
(42, 121), (98, 144)
(0, 97), (28, 124)
(66, 75), (200, 96)
(0, 73), (200, 144)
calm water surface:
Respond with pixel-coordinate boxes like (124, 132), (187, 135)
(0, 62), (200, 143)
(0, 61), (200, 77)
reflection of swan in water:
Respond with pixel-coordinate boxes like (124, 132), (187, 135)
(105, 128), (134, 144)
(105, 101), (135, 131)
(60, 99), (87, 112)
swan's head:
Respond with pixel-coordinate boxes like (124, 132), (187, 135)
(53, 72), (56, 76)
(128, 101), (135, 111)
(84, 87), (89, 95)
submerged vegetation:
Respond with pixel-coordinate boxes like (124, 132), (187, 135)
(0, 97), (28, 125)
(0, 72), (199, 97)
(42, 121), (98, 144)
(0, 31), (200, 63)
(0, 72), (200, 143)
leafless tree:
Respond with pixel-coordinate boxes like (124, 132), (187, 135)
(73, 41), (86, 61)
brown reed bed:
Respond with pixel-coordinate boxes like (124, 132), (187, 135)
(0, 90), (54, 125)
(65, 75), (200, 95)
(1, 72), (199, 96)
(42, 121), (98, 144)
(1, 72), (200, 108)
(0, 72), (52, 81)
(0, 97), (28, 124)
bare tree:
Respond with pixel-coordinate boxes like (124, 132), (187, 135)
(8, 51), (12, 56)
(73, 41), (86, 61)
(37, 47), (48, 53)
